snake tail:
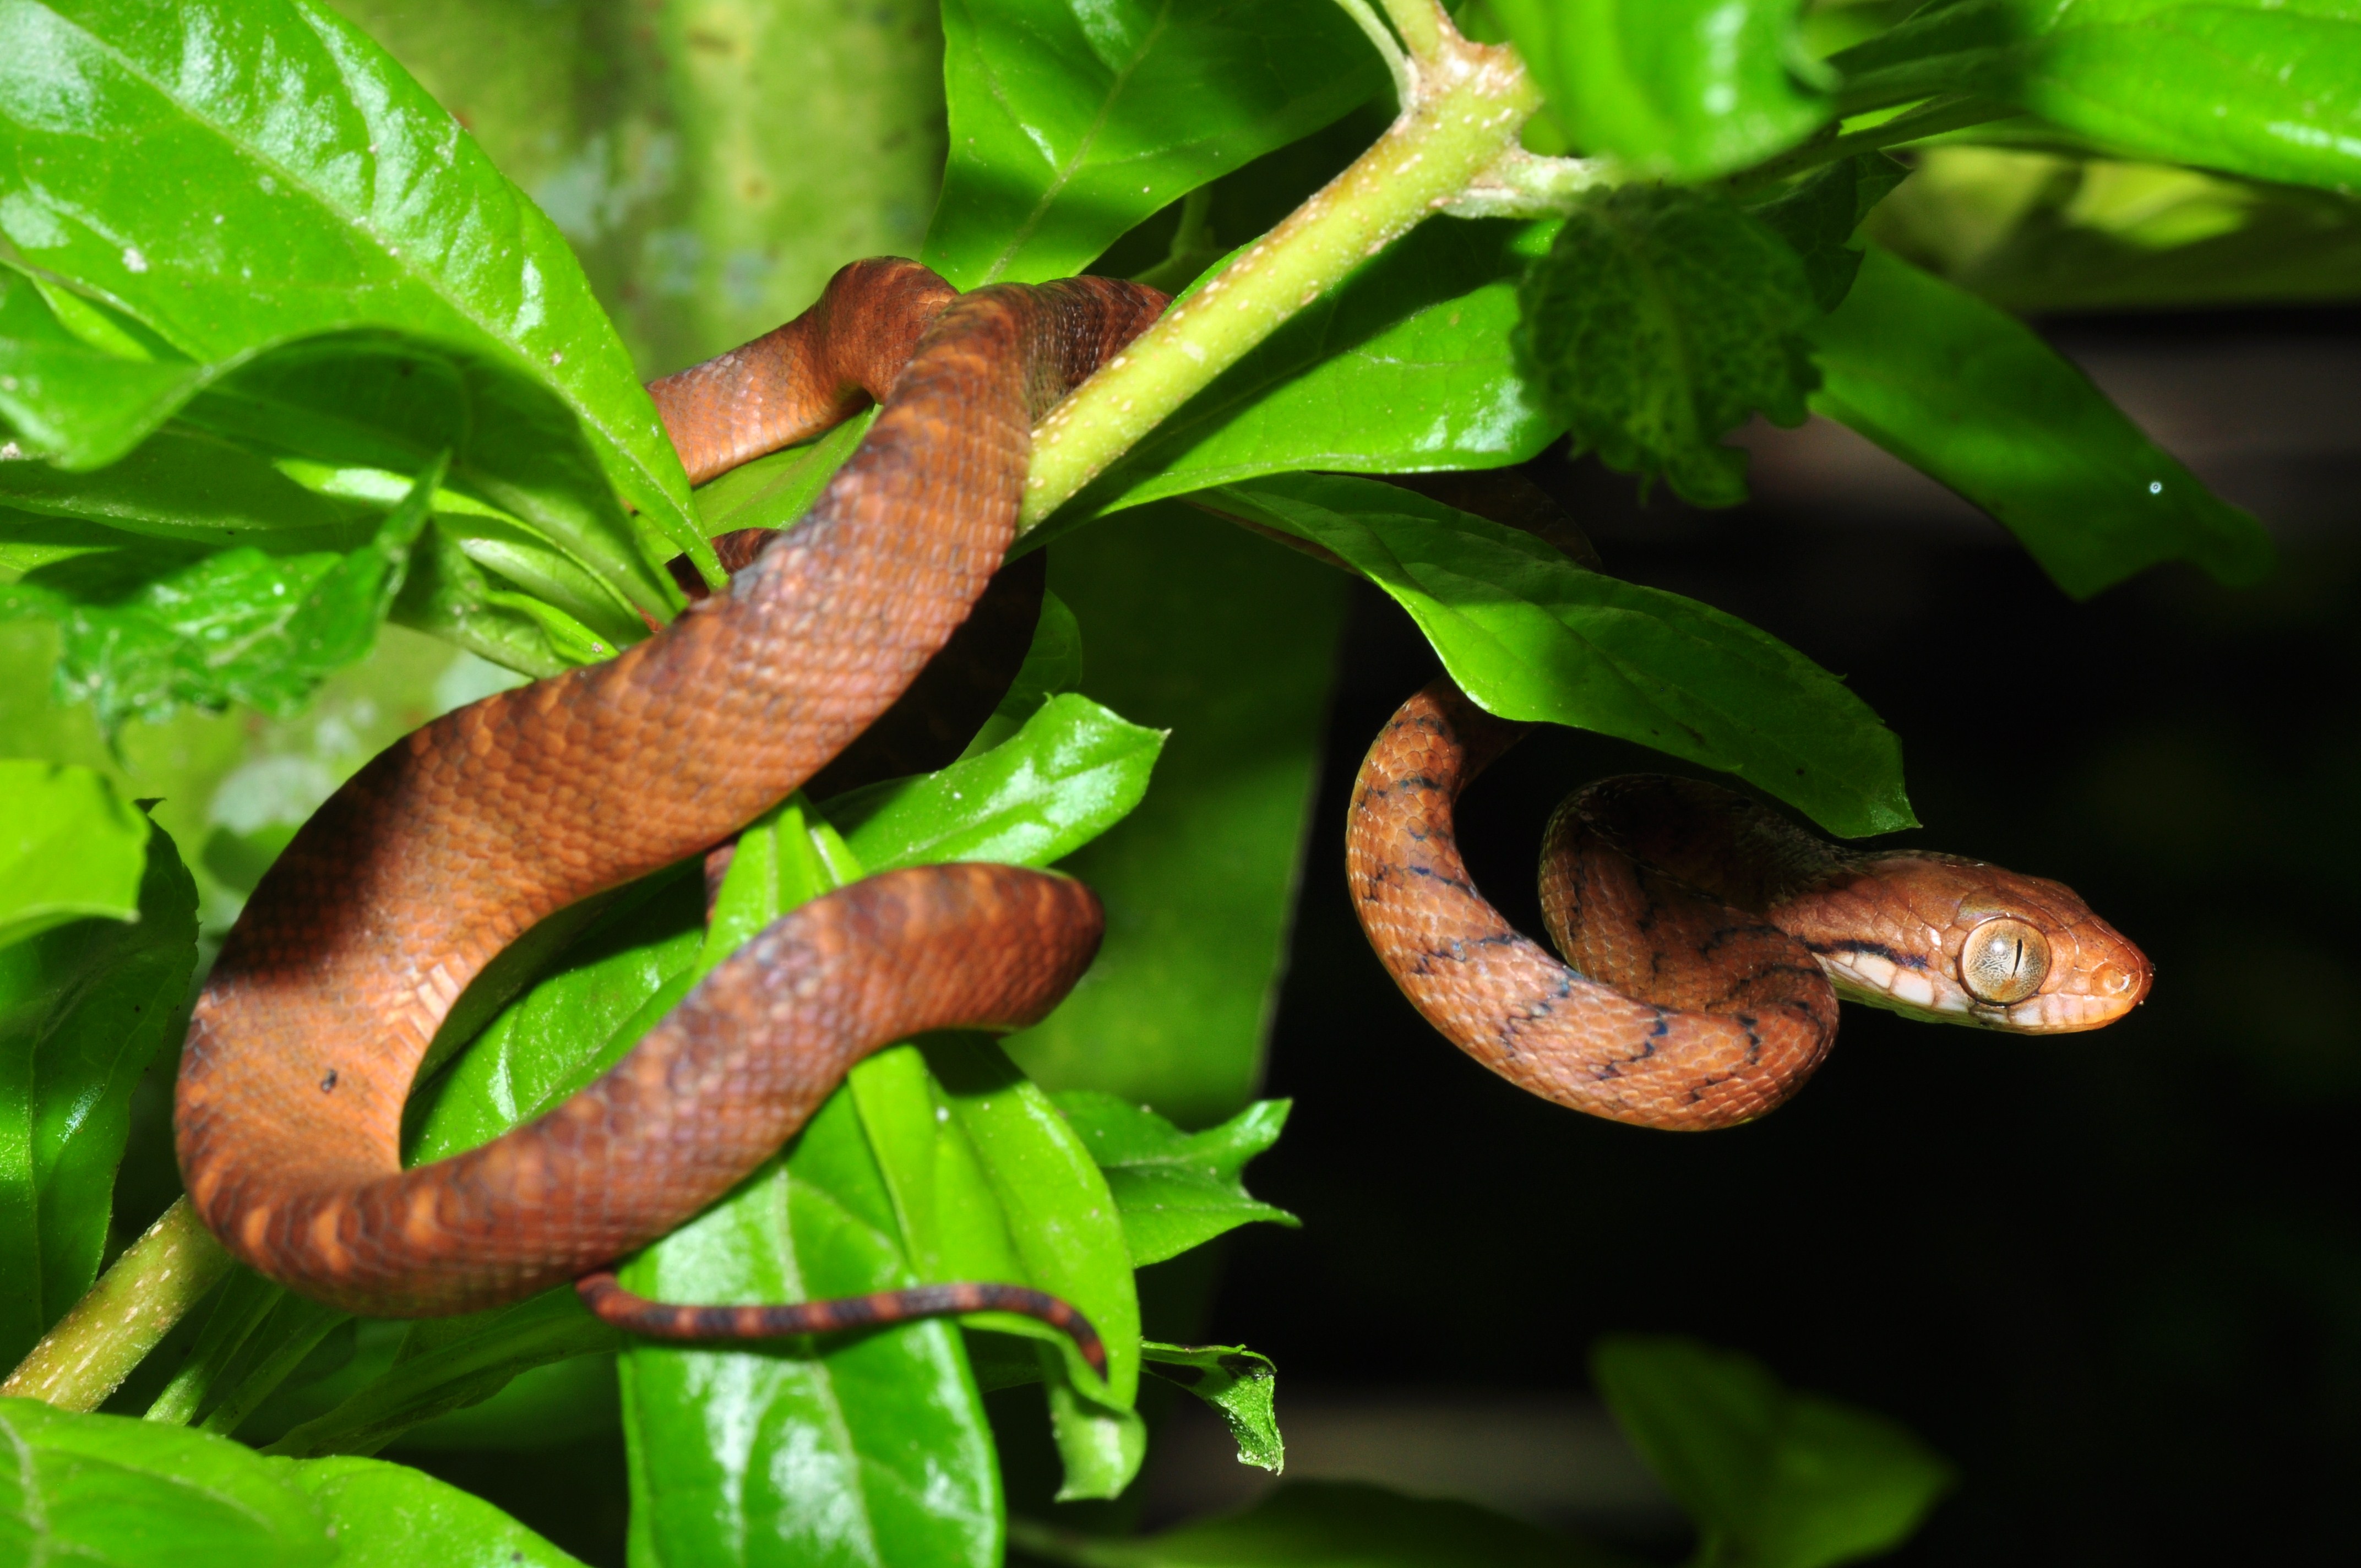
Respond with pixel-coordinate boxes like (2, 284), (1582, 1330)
(577, 1272), (1108, 1377)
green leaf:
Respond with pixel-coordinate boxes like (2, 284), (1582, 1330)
(822, 693), (1166, 873)
(1057, 220), (1561, 529)
(262, 1289), (619, 1459)
(1869, 146), (2361, 313)
(288, 1455), (589, 1566)
(0, 760), (149, 949)
(0, 1396), (586, 1566)
(0, 267), (209, 471)
(1008, 506), (1348, 1125)
(924, 0), (1383, 288)
(838, 1011), (1148, 1501)
(1009, 1479), (1641, 1567)
(619, 803), (1004, 1567)
(1806, 247), (2273, 597)
(1593, 1335), (1954, 1568)
(1745, 154), (1910, 313)
(692, 412), (874, 539)
(0, 0), (701, 578)
(1516, 186), (1821, 508)
(0, 1396), (334, 1566)
(401, 864), (706, 1166)
(1487, 0), (1834, 180)
(0, 815), (196, 1371)
(0, 425), (377, 554)
(1835, 1), (2361, 197)
(1204, 473), (1914, 837)
(622, 1058), (1004, 1568)
(0, 456), (444, 728)
(2021, 1), (2361, 194)
(961, 588), (1086, 758)
(1052, 1093), (1296, 1267)
(1140, 1341), (1283, 1473)
(1825, 0), (2013, 112)
(922, 1037), (1144, 1499)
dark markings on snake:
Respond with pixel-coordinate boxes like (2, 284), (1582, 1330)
(1807, 937), (1928, 971)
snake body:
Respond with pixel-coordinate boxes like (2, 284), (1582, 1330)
(174, 261), (1166, 1329)
(175, 254), (2152, 1342)
(1350, 681), (2153, 1130)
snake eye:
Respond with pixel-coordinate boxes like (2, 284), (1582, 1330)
(1960, 917), (2050, 1005)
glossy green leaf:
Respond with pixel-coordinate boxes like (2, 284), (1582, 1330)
(0, 266), (209, 471)
(1835, 1), (2361, 195)
(289, 1456), (588, 1566)
(622, 1025), (1003, 1568)
(2027, 2), (2361, 194)
(1746, 154), (1910, 313)
(1052, 1092), (1296, 1267)
(1056, 220), (1561, 530)
(0, 456), (443, 729)
(1807, 247), (2273, 597)
(1593, 1335), (1953, 1568)
(692, 413), (873, 538)
(924, 1037), (1143, 1496)
(0, 1396), (334, 1566)
(1205, 473), (1914, 837)
(1141, 1341), (1282, 1473)
(0, 816), (195, 1371)
(823, 693), (1165, 873)
(402, 864), (705, 1165)
(618, 803), (1004, 1568)
(1008, 1479), (1641, 1568)
(962, 588), (1085, 758)
(0, 0), (702, 581)
(1487, 0), (1834, 180)
(0, 760), (148, 949)
(0, 1397), (585, 1566)
(1009, 505), (1347, 1125)
(1516, 186), (1820, 507)
(0, 425), (377, 553)
(924, 0), (1383, 288)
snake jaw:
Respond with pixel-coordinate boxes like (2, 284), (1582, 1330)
(1781, 857), (2153, 1034)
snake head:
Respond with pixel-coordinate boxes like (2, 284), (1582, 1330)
(1791, 854), (2153, 1033)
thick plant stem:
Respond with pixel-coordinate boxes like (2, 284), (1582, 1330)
(1018, 6), (1539, 529)
(2, 1199), (234, 1412)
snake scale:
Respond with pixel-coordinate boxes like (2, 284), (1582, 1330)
(173, 258), (2153, 1361)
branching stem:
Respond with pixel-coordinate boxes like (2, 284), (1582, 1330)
(1018, 0), (1539, 528)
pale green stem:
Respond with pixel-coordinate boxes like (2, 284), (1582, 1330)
(1018, 17), (1540, 528)
(1329, 0), (1412, 106)
(1373, 0), (1446, 61)
(2, 1199), (233, 1412)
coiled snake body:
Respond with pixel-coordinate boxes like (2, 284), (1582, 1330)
(175, 258), (2152, 1354)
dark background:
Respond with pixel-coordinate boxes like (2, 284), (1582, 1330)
(1192, 309), (2361, 1565)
